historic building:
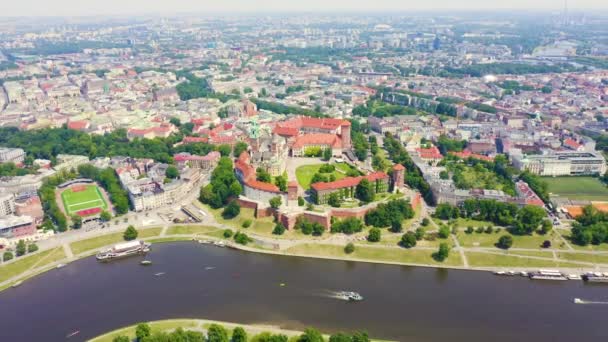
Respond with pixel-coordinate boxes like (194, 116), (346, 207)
(311, 172), (390, 205)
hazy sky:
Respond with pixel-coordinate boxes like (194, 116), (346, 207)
(3, 0), (608, 17)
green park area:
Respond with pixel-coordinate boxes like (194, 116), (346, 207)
(464, 252), (582, 268)
(69, 228), (162, 255)
(0, 247), (66, 284)
(456, 230), (566, 250)
(286, 243), (463, 267)
(295, 163), (352, 189)
(543, 176), (608, 201)
(61, 184), (108, 215)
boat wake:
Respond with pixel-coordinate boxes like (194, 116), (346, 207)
(316, 289), (362, 301)
(574, 298), (608, 305)
(154, 272), (165, 277)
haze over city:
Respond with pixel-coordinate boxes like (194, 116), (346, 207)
(2, 0), (608, 16)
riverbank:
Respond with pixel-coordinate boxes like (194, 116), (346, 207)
(2, 224), (608, 293)
(89, 318), (394, 342)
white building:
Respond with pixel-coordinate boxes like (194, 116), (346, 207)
(513, 151), (607, 176)
(0, 147), (26, 164)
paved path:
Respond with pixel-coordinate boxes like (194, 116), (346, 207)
(62, 243), (74, 260)
(160, 225), (169, 237)
(451, 234), (469, 267)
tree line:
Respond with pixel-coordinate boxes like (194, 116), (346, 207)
(434, 199), (547, 235)
(113, 322), (371, 342)
(383, 134), (435, 204)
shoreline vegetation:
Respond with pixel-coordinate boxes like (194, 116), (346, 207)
(89, 318), (394, 342)
(2, 222), (608, 293)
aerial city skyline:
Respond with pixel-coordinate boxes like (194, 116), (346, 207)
(1, 3), (608, 342)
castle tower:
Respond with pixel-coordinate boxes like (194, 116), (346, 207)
(391, 164), (405, 190)
(340, 120), (352, 149)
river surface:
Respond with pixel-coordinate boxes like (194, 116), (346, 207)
(1, 242), (607, 341)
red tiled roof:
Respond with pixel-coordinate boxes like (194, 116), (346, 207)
(293, 133), (342, 149)
(280, 116), (350, 130)
(183, 136), (209, 144)
(311, 172), (388, 192)
(67, 120), (89, 131)
(273, 126), (299, 137)
(393, 164), (405, 171)
(450, 151), (494, 162)
(416, 146), (442, 160)
(234, 156), (281, 193)
(564, 138), (582, 150)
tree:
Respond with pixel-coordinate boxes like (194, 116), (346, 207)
(231, 327), (247, 342)
(100, 210), (112, 222)
(400, 232), (417, 248)
(344, 243), (355, 254)
(497, 235), (513, 249)
(540, 219), (553, 235)
(217, 144), (232, 157)
(112, 336), (130, 342)
(135, 323), (151, 341)
(322, 148), (332, 161)
(256, 168), (272, 183)
(485, 226), (494, 234)
(269, 196), (282, 209)
(233, 142), (248, 158)
(328, 192), (342, 208)
(71, 215), (82, 229)
(438, 225), (450, 239)
(298, 328), (325, 342)
(3, 251), (13, 262)
(242, 219), (252, 228)
(415, 227), (425, 240)
(513, 205), (546, 235)
(367, 228), (381, 242)
(16, 240), (26, 256)
(27, 243), (38, 254)
(390, 219), (403, 233)
(123, 225), (138, 241)
(223, 229), (234, 238)
(421, 217), (430, 227)
(222, 201), (241, 219)
(352, 332), (370, 342)
(165, 165), (179, 179)
(273, 223), (286, 235)
(275, 175), (287, 192)
(234, 231), (251, 245)
(329, 334), (351, 342)
(207, 324), (229, 342)
(169, 117), (181, 127)
(298, 197), (305, 206)
(331, 217), (364, 235)
(465, 226), (474, 234)
(542, 240), (552, 248)
(434, 242), (450, 262)
(355, 179), (374, 203)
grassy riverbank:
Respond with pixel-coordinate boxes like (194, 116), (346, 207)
(89, 318), (394, 342)
(0, 247), (65, 284)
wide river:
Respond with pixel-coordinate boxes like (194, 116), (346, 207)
(1, 242), (607, 341)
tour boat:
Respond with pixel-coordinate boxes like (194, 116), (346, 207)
(140, 260), (152, 266)
(96, 240), (150, 261)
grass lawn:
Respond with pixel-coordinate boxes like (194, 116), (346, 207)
(166, 226), (220, 235)
(295, 164), (346, 189)
(443, 218), (497, 229)
(61, 185), (108, 215)
(456, 231), (565, 250)
(465, 252), (583, 268)
(543, 176), (608, 201)
(0, 247), (66, 283)
(557, 252), (608, 265)
(147, 237), (194, 244)
(70, 228), (161, 255)
(286, 243), (463, 267)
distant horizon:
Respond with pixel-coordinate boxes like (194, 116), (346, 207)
(1, 0), (608, 17)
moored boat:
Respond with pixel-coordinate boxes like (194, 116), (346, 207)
(567, 274), (582, 280)
(583, 272), (608, 283)
(140, 260), (152, 266)
(96, 240), (151, 261)
(529, 269), (568, 281)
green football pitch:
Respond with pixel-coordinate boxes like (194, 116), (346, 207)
(61, 185), (108, 216)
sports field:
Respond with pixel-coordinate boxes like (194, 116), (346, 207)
(60, 185), (108, 216)
(543, 176), (608, 201)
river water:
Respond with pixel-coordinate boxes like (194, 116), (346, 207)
(0, 242), (607, 341)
